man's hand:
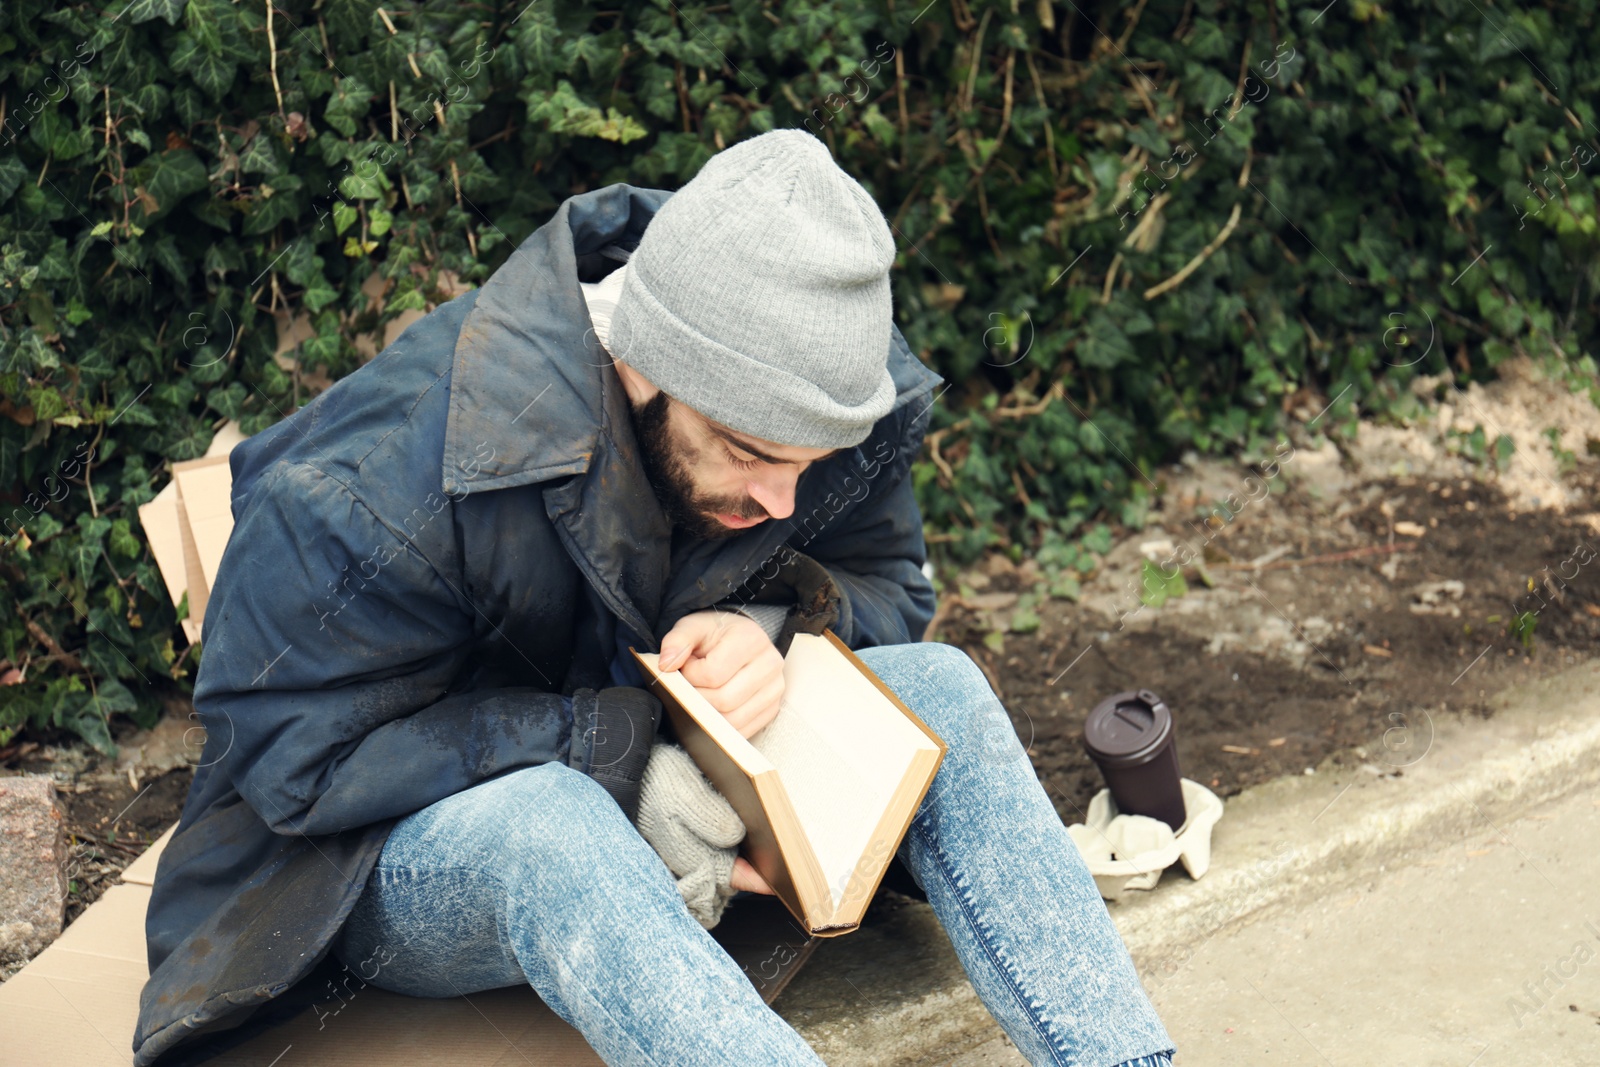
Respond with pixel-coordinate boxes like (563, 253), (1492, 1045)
(659, 610), (784, 740)
(731, 855), (774, 894)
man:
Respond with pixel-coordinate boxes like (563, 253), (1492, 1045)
(134, 129), (1175, 1066)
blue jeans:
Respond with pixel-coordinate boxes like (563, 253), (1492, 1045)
(331, 641), (1176, 1066)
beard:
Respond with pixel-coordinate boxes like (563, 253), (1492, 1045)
(630, 391), (763, 542)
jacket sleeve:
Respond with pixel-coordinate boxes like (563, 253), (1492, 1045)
(797, 468), (937, 649)
(193, 460), (649, 837)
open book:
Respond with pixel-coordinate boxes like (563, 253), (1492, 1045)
(631, 630), (946, 937)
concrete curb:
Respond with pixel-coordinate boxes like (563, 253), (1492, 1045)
(773, 659), (1600, 1066)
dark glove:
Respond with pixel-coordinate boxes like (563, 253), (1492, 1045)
(726, 545), (842, 655)
(568, 686), (663, 825)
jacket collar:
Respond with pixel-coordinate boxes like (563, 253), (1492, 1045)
(442, 183), (672, 496)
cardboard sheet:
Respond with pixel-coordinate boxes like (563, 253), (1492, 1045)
(0, 824), (819, 1065)
(172, 460), (235, 594)
(135, 488), (189, 622)
(135, 442), (238, 644)
(116, 825), (174, 888)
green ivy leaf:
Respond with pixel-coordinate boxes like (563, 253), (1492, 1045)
(65, 700), (116, 755)
(1138, 558), (1189, 609)
(1186, 19), (1229, 60)
(0, 157), (28, 204)
(515, 4), (561, 70)
(281, 237), (320, 286)
(1127, 123), (1170, 156)
(1493, 433), (1516, 471)
(238, 132), (283, 177)
(1049, 574), (1082, 601)
(1081, 524), (1114, 555)
(387, 287), (427, 313)
(28, 385), (67, 421)
(332, 200), (358, 234)
(324, 77), (376, 138)
(243, 184), (304, 235)
(590, 107), (649, 143)
(90, 676), (139, 715)
(64, 299), (93, 326)
(186, 0), (226, 54)
(109, 518), (142, 558)
(87, 604), (135, 648)
(338, 169), (385, 200)
(74, 539), (103, 594)
(118, 0), (185, 26)
(206, 381), (249, 420)
(303, 278), (340, 311)
(325, 0), (373, 45)
(130, 149), (209, 224)
(171, 30), (237, 98)
(150, 235), (187, 286)
(858, 104), (895, 145)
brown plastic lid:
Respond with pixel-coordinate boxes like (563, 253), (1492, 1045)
(1082, 689), (1173, 769)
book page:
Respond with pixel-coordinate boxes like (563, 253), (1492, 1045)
(648, 666), (775, 777)
(751, 635), (938, 908)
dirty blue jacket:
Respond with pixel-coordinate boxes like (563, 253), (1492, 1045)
(133, 182), (943, 1064)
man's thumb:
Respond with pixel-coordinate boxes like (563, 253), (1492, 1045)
(659, 613), (716, 671)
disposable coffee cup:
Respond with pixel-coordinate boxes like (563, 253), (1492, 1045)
(1082, 689), (1187, 831)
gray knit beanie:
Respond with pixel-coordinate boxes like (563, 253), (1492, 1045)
(608, 129), (899, 449)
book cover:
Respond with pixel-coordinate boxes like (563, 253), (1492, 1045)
(632, 630), (946, 936)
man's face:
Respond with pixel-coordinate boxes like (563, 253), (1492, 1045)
(629, 390), (841, 541)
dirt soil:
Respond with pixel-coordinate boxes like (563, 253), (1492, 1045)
(930, 475), (1600, 827)
(0, 746), (189, 922)
(57, 768), (192, 919)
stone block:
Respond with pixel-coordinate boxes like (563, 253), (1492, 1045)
(0, 775), (68, 965)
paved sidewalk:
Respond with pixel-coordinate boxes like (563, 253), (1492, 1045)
(1150, 783), (1600, 1066)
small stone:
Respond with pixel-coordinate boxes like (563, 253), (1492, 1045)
(115, 710), (206, 777)
(0, 775), (69, 966)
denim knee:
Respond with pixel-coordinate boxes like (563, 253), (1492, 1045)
(856, 641), (1002, 745)
(857, 640), (990, 707)
(333, 762), (648, 999)
(497, 762), (644, 877)
(419, 761), (647, 897)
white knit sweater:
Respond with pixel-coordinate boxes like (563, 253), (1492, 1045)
(579, 257), (630, 354)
